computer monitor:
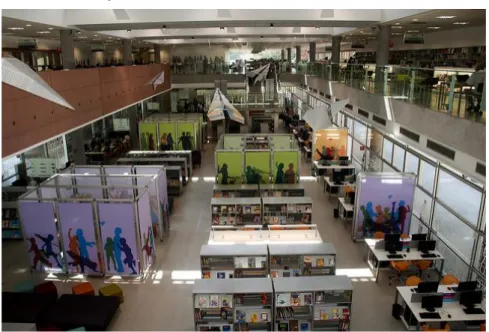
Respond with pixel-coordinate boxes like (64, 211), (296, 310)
(339, 156), (349, 165)
(418, 240), (436, 253)
(339, 156), (349, 161)
(421, 294), (443, 312)
(384, 240), (403, 254)
(347, 192), (355, 205)
(455, 281), (478, 292)
(385, 233), (401, 243)
(411, 233), (428, 241)
(332, 169), (345, 184)
(416, 281), (439, 293)
(459, 290), (483, 309)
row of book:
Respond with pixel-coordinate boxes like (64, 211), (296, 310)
(211, 215), (261, 225)
(195, 294), (234, 309)
(212, 205), (261, 214)
(2, 219), (20, 229)
(263, 204), (312, 213)
(2, 208), (18, 219)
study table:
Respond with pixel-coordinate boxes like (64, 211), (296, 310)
(312, 160), (355, 178)
(394, 284), (486, 331)
(323, 176), (356, 199)
(337, 197), (354, 228)
(364, 238), (445, 283)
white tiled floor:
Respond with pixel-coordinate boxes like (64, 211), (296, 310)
(2, 137), (408, 331)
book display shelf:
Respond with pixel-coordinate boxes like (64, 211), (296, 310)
(260, 184), (305, 198)
(268, 243), (336, 278)
(211, 198), (262, 226)
(213, 184), (260, 198)
(193, 278), (274, 331)
(2, 187), (28, 240)
(200, 244), (268, 279)
(262, 197), (313, 225)
(273, 276), (353, 331)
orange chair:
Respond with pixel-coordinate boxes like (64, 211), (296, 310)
(72, 282), (95, 296)
(373, 231), (385, 239)
(389, 261), (411, 286)
(413, 260), (432, 279)
(401, 233), (410, 239)
(480, 323), (486, 331)
(441, 274), (459, 286)
(405, 276), (422, 287)
(422, 323), (450, 331)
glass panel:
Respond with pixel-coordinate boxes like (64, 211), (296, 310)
(413, 187), (432, 223)
(393, 144), (405, 172)
(432, 203), (476, 263)
(431, 234), (470, 281)
(346, 117), (353, 133)
(471, 270), (486, 294)
(352, 158), (363, 173)
(410, 214), (429, 235)
(383, 162), (396, 172)
(347, 134), (352, 159)
(473, 234), (485, 275)
(353, 120), (367, 144)
(352, 140), (364, 164)
(382, 138), (393, 163)
(404, 152), (419, 175)
(368, 129), (383, 154)
(437, 170), (482, 227)
(418, 160), (435, 194)
(366, 150), (382, 172)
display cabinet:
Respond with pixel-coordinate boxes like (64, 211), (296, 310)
(262, 197), (313, 225)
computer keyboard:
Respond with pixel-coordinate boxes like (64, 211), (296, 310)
(463, 308), (485, 315)
(420, 253), (437, 258)
(387, 254), (403, 259)
(419, 312), (441, 319)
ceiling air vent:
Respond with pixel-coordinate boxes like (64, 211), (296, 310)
(475, 162), (486, 177)
(345, 104), (353, 110)
(426, 139), (455, 160)
(399, 126), (420, 143)
(325, 93), (332, 100)
(358, 109), (369, 119)
(313, 88), (318, 93)
(319, 91), (325, 96)
(372, 115), (386, 126)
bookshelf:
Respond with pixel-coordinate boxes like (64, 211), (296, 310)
(262, 197), (313, 225)
(211, 198), (262, 226)
(200, 244), (268, 279)
(213, 184), (260, 198)
(2, 187), (28, 240)
(193, 278), (274, 331)
(268, 243), (336, 278)
(273, 276), (353, 331)
(260, 184), (305, 197)
(126, 150), (193, 178)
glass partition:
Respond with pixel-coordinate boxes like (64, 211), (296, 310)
(382, 139), (393, 164)
(392, 144), (405, 171)
(404, 151), (419, 175)
(353, 120), (367, 144)
(418, 160), (436, 194)
(413, 187), (433, 223)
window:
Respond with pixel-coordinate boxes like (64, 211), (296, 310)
(432, 233), (470, 281)
(353, 120), (367, 144)
(413, 187), (432, 223)
(352, 158), (363, 173)
(473, 234), (485, 275)
(346, 116), (353, 133)
(410, 214), (429, 235)
(418, 160), (435, 194)
(383, 162), (396, 172)
(436, 170), (482, 227)
(382, 138), (393, 163)
(404, 152), (419, 175)
(432, 203), (476, 263)
(366, 150), (382, 172)
(368, 128), (383, 155)
(393, 144), (405, 172)
(347, 135), (352, 159)
(352, 140), (364, 164)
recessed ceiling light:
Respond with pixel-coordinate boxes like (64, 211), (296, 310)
(220, 27), (224, 30)
(94, 34), (98, 36)
(412, 18), (419, 22)
(392, 32), (402, 36)
(436, 15), (456, 19)
(127, 29), (131, 32)
(407, 30), (419, 33)
(25, 24), (31, 27)
(78, 36), (88, 39)
(7, 27), (24, 30)
(37, 31), (50, 34)
(315, 26), (319, 29)
(395, 22), (401, 25)
(261, 35), (264, 38)
(48, 27), (53, 30)
(270, 23), (274, 28)
(427, 26), (441, 30)
(453, 22), (469, 25)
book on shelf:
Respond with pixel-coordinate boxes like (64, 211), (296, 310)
(236, 216), (243, 225)
(220, 217), (229, 225)
(320, 309), (328, 320)
(250, 313), (259, 323)
(202, 271), (211, 279)
(228, 206), (235, 213)
(280, 205), (287, 213)
(237, 205), (242, 214)
(244, 206), (252, 214)
(272, 216), (280, 224)
(278, 323), (289, 331)
(235, 257), (249, 268)
(197, 295), (209, 308)
(279, 216), (286, 225)
(276, 293), (291, 307)
(300, 214), (310, 224)
(209, 295), (219, 308)
(222, 326), (231, 332)
(315, 291), (325, 304)
(332, 308), (340, 319)
(252, 215), (261, 224)
(212, 206), (218, 213)
(274, 191), (282, 197)
(287, 204), (297, 213)
(260, 312), (268, 321)
(217, 272), (225, 279)
(235, 310), (247, 323)
(300, 323), (310, 331)
(304, 293), (312, 305)
(263, 216), (270, 224)
(228, 216), (235, 225)
(303, 256), (313, 267)
(248, 257), (256, 268)
(316, 258), (324, 267)
(271, 270), (279, 278)
(252, 205), (261, 214)
(220, 294), (232, 307)
(291, 293), (300, 306)
(220, 206), (228, 213)
(212, 216), (220, 225)
(293, 269), (301, 277)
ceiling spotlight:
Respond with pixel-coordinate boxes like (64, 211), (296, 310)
(392, 26), (403, 29)
(453, 21), (469, 25)
(270, 23), (274, 28)
(412, 18), (419, 22)
(127, 29), (131, 32)
(220, 27), (224, 30)
(407, 30), (419, 33)
(427, 26), (441, 29)
(37, 31), (50, 34)
(436, 15), (456, 19)
(162, 25), (166, 30)
(7, 27), (24, 30)
(25, 24), (32, 27)
(94, 34), (98, 36)
(48, 27), (53, 30)
(395, 22), (401, 25)
(261, 35), (264, 38)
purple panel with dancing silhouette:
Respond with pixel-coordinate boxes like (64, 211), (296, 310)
(137, 192), (155, 272)
(58, 202), (101, 275)
(354, 174), (416, 240)
(98, 202), (140, 276)
(19, 201), (63, 273)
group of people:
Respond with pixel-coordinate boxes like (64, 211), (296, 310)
(171, 55), (226, 74)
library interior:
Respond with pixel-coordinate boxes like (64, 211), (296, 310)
(1, 7), (487, 332)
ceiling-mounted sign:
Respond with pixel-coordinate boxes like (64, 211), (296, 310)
(113, 118), (130, 131)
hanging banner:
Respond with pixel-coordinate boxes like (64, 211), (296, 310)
(59, 202), (102, 275)
(244, 151), (271, 184)
(98, 203), (140, 276)
(272, 151), (300, 184)
(20, 201), (63, 273)
(137, 192), (155, 272)
(139, 123), (158, 151)
(216, 151), (243, 184)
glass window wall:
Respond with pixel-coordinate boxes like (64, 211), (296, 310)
(404, 151), (419, 175)
(393, 144), (405, 171)
(418, 160), (436, 194)
(382, 138), (393, 163)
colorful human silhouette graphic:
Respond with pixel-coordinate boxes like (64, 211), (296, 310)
(119, 237), (137, 274)
(104, 237), (117, 271)
(66, 228), (98, 273)
(67, 228), (80, 272)
(167, 133), (174, 150)
(218, 163), (229, 184)
(113, 227), (124, 272)
(245, 166), (266, 184)
(140, 133), (148, 150)
(35, 234), (62, 268)
(284, 163), (296, 184)
(148, 133), (155, 151)
(142, 226), (154, 267)
(275, 163), (285, 184)
(28, 237), (52, 270)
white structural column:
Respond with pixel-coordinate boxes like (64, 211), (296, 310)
(69, 128), (86, 165)
(309, 42), (316, 62)
(281, 49), (286, 60)
(123, 39), (132, 66)
(59, 29), (75, 69)
(287, 48), (292, 62)
(295, 46), (301, 64)
(154, 44), (161, 64)
(376, 25), (391, 93)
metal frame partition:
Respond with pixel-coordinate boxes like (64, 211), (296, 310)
(18, 173), (158, 278)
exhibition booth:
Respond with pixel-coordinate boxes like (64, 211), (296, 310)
(215, 134), (301, 185)
(312, 128), (349, 164)
(18, 169), (169, 277)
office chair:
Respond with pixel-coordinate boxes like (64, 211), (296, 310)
(441, 274), (459, 286)
(413, 260), (432, 279)
(422, 323), (450, 331)
(389, 261), (411, 286)
(480, 323), (486, 331)
(401, 233), (410, 239)
(405, 276), (422, 287)
(373, 231), (385, 239)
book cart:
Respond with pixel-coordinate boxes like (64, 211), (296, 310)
(211, 198), (262, 226)
(193, 278), (274, 331)
(200, 244), (268, 279)
(262, 197), (313, 225)
(268, 243), (336, 278)
(273, 276), (353, 331)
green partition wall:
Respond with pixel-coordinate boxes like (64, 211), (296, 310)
(224, 135), (245, 149)
(271, 135), (292, 149)
(158, 123), (177, 151)
(176, 122), (196, 150)
(216, 151), (243, 184)
(244, 151), (271, 184)
(139, 123), (158, 151)
(272, 151), (300, 184)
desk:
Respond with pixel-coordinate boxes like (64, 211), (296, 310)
(364, 238), (445, 283)
(323, 177), (355, 199)
(312, 161), (355, 178)
(337, 197), (354, 227)
(394, 285), (485, 331)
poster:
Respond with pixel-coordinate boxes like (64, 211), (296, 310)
(244, 151), (271, 184)
(313, 128), (348, 161)
(19, 201), (63, 273)
(139, 123), (158, 151)
(216, 151), (243, 185)
(176, 122), (195, 150)
(158, 123), (177, 151)
(355, 174), (416, 240)
(137, 192), (155, 272)
(98, 203), (139, 276)
(272, 151), (300, 184)
(59, 202), (102, 275)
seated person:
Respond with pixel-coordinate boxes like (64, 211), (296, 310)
(316, 146), (333, 165)
(466, 65), (485, 113)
